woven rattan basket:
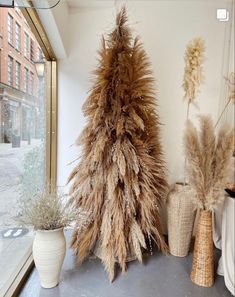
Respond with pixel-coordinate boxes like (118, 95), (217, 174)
(191, 210), (214, 287)
(167, 183), (196, 257)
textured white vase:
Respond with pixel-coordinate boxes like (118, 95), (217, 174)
(33, 228), (66, 288)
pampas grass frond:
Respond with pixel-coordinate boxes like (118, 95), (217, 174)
(182, 38), (205, 105)
(184, 116), (234, 210)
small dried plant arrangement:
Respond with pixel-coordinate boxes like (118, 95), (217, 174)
(16, 186), (78, 230)
(184, 115), (234, 211)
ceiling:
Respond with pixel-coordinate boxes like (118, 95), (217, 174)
(66, 0), (116, 8)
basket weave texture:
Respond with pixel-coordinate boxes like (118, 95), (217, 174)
(167, 183), (196, 257)
(191, 210), (214, 287)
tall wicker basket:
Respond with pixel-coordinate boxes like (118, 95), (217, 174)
(167, 183), (196, 257)
(191, 210), (214, 287)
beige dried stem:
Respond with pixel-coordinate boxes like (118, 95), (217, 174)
(215, 72), (235, 128)
(184, 115), (234, 211)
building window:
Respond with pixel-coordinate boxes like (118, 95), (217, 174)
(15, 7), (21, 16)
(15, 62), (21, 89)
(30, 39), (34, 62)
(29, 72), (34, 95)
(24, 67), (28, 93)
(8, 14), (13, 45)
(15, 23), (21, 51)
(38, 48), (43, 61)
(8, 56), (13, 86)
(24, 32), (29, 58)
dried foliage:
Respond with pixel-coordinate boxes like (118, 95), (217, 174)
(68, 7), (168, 281)
(182, 38), (205, 106)
(184, 115), (234, 211)
(215, 72), (235, 127)
(16, 186), (83, 230)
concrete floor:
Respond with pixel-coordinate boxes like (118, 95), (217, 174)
(20, 230), (231, 297)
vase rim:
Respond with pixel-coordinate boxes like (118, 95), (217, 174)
(35, 227), (64, 233)
(175, 182), (189, 187)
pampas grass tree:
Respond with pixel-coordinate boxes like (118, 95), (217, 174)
(184, 115), (234, 211)
(68, 7), (168, 282)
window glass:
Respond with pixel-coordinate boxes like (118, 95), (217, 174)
(15, 61), (21, 89)
(8, 56), (13, 86)
(16, 22), (21, 51)
(24, 67), (28, 93)
(7, 14), (13, 45)
(30, 39), (34, 62)
(24, 32), (29, 58)
(0, 7), (47, 296)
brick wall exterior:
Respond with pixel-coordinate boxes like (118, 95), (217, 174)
(0, 7), (44, 143)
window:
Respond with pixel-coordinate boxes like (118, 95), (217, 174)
(8, 56), (13, 86)
(24, 67), (28, 93)
(15, 7), (21, 15)
(38, 48), (43, 61)
(15, 61), (21, 89)
(24, 32), (29, 58)
(29, 72), (34, 95)
(16, 22), (21, 51)
(0, 6), (56, 296)
(8, 14), (13, 45)
(30, 39), (34, 62)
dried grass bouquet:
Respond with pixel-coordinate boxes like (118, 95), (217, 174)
(184, 115), (234, 210)
(16, 186), (76, 230)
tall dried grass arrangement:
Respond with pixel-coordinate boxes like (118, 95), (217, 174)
(182, 38), (205, 116)
(184, 115), (234, 211)
(68, 7), (168, 282)
(182, 38), (205, 184)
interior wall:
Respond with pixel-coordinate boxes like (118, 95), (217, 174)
(57, 0), (233, 189)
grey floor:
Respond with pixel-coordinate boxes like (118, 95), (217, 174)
(19, 230), (231, 297)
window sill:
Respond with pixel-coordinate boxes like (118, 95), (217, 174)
(0, 239), (34, 297)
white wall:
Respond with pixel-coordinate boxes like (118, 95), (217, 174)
(57, 0), (233, 188)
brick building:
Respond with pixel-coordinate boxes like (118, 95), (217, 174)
(0, 7), (43, 143)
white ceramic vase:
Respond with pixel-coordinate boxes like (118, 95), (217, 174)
(33, 227), (66, 288)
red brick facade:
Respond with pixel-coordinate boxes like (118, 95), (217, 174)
(0, 7), (43, 143)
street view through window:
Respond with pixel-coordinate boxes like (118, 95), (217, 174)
(0, 7), (46, 295)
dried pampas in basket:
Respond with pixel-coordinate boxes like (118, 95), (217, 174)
(166, 38), (205, 258)
(184, 115), (234, 287)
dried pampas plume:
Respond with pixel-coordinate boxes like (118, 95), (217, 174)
(182, 38), (205, 108)
(68, 7), (168, 282)
(184, 115), (234, 211)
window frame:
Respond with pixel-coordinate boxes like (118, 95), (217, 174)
(2, 7), (57, 297)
